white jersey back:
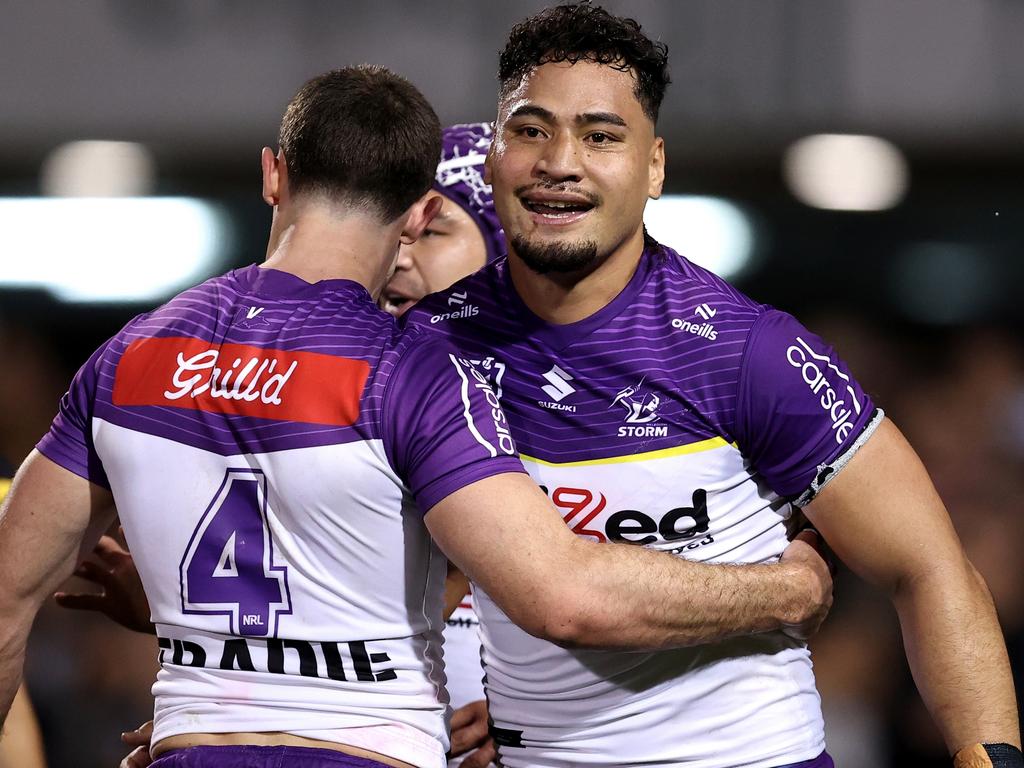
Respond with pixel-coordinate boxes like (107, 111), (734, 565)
(39, 265), (526, 768)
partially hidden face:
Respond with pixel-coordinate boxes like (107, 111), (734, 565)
(487, 59), (665, 274)
(381, 191), (488, 317)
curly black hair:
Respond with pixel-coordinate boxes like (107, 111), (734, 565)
(498, 2), (670, 122)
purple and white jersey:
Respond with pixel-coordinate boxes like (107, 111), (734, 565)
(407, 242), (882, 768)
(38, 265), (525, 768)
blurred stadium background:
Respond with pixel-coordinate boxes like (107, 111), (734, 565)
(1, 2), (1022, 766)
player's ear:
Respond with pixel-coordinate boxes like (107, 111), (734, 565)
(483, 144), (494, 185)
(261, 147), (283, 207)
(648, 137), (665, 200)
(400, 193), (443, 245)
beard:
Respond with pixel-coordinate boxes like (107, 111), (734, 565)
(510, 234), (600, 275)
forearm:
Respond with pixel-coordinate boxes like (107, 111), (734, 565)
(894, 557), (1020, 753)
(0, 683), (46, 768)
(0, 451), (114, 723)
(0, 610), (33, 728)
(545, 540), (820, 650)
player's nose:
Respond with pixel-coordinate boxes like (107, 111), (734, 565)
(534, 131), (583, 183)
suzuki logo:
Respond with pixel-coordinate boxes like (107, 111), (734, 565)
(694, 303), (716, 320)
(540, 365), (575, 402)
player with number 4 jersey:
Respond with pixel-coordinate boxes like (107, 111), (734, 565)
(39, 263), (521, 768)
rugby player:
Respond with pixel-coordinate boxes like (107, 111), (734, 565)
(0, 66), (837, 768)
(58, 123), (506, 768)
(404, 3), (1023, 767)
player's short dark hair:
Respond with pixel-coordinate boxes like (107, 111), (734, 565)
(498, 2), (670, 123)
(278, 65), (441, 221)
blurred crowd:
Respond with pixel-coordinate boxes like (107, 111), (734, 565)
(1, 310), (1022, 768)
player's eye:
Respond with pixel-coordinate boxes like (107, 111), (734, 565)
(588, 132), (613, 144)
(521, 126), (545, 139)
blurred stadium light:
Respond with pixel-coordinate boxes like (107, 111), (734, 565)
(644, 195), (755, 278)
(41, 141), (156, 198)
(783, 134), (909, 211)
(0, 198), (230, 303)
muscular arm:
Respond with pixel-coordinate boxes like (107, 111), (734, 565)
(426, 472), (831, 651)
(0, 451), (115, 725)
(803, 417), (1020, 754)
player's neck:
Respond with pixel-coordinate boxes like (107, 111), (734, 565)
(507, 228), (645, 325)
(262, 204), (400, 297)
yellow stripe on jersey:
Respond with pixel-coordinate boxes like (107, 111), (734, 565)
(0, 478), (11, 500)
(520, 436), (733, 468)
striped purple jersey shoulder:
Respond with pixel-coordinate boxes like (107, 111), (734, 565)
(39, 264), (523, 513)
(405, 241), (877, 502)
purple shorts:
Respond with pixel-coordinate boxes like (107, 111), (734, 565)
(150, 745), (395, 768)
(779, 752), (835, 768)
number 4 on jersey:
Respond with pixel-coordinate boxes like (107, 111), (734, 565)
(180, 469), (291, 636)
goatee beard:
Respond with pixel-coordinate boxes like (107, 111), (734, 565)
(510, 235), (599, 275)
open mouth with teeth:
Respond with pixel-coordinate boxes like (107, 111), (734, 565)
(521, 196), (595, 221)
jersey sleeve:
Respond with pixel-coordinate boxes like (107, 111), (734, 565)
(382, 333), (526, 514)
(36, 340), (112, 489)
(734, 309), (883, 505)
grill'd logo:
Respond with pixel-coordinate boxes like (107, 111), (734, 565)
(113, 336), (368, 425)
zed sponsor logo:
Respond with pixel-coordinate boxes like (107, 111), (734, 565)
(786, 337), (863, 443)
(540, 485), (714, 552)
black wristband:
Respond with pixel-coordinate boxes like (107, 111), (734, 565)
(984, 744), (1024, 768)
(954, 743), (1024, 768)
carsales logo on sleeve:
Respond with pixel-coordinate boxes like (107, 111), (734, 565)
(786, 337), (862, 443)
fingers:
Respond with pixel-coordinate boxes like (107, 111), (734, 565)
(72, 558), (114, 587)
(94, 534), (132, 564)
(53, 592), (107, 612)
(791, 526), (837, 576)
(120, 745), (152, 768)
(121, 720), (153, 747)
(459, 739), (497, 768)
(450, 698), (487, 729)
(450, 700), (490, 756)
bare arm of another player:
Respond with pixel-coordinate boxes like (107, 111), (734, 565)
(803, 417), (1020, 755)
(0, 451), (116, 724)
(426, 473), (831, 650)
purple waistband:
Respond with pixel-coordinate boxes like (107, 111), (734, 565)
(777, 752), (834, 768)
(151, 745), (395, 768)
